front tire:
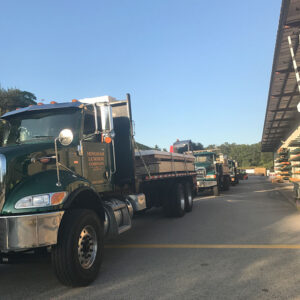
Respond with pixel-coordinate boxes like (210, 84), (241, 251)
(212, 185), (219, 196)
(52, 209), (104, 287)
(223, 177), (230, 191)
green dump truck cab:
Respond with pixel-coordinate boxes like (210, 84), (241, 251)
(0, 95), (196, 287)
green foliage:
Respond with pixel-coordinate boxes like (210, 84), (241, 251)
(0, 87), (37, 116)
(206, 144), (216, 150)
(191, 142), (204, 151)
(135, 142), (153, 150)
(212, 142), (273, 169)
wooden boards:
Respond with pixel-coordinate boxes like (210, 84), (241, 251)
(135, 150), (195, 176)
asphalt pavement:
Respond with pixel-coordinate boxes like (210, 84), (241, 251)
(2, 176), (300, 299)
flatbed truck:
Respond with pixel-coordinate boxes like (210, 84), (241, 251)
(0, 94), (196, 286)
(194, 150), (231, 196)
(228, 159), (239, 185)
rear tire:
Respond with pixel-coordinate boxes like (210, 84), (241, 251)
(171, 183), (186, 217)
(184, 182), (193, 212)
(52, 209), (103, 287)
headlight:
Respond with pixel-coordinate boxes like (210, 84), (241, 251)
(206, 174), (216, 179)
(15, 192), (67, 209)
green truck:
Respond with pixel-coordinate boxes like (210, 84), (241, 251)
(228, 159), (239, 185)
(0, 94), (196, 286)
(194, 150), (231, 196)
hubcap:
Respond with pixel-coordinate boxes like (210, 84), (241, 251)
(77, 225), (98, 269)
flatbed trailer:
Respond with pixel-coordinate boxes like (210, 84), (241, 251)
(0, 94), (196, 286)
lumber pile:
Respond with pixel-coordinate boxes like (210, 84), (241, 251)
(135, 150), (195, 176)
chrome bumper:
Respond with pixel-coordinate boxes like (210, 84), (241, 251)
(0, 211), (64, 251)
(197, 180), (217, 188)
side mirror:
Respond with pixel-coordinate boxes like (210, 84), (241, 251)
(99, 105), (115, 142)
(100, 105), (114, 133)
(58, 129), (74, 146)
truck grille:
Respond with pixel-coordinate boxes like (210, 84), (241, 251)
(196, 168), (205, 179)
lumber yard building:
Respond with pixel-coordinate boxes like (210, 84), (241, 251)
(262, 0), (300, 195)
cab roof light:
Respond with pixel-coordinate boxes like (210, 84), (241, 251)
(72, 99), (79, 102)
(37, 102), (44, 106)
(50, 101), (57, 104)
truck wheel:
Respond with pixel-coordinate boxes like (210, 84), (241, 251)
(163, 187), (173, 217)
(51, 209), (104, 287)
(224, 177), (230, 191)
(184, 182), (193, 212)
(171, 183), (186, 217)
(212, 186), (219, 196)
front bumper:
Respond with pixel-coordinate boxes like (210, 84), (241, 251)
(197, 180), (217, 189)
(0, 211), (64, 251)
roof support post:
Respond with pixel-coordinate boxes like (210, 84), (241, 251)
(288, 35), (300, 94)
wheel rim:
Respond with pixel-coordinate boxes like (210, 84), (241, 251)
(78, 225), (98, 269)
(187, 193), (192, 206)
(180, 195), (185, 210)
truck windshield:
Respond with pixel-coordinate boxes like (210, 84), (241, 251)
(0, 109), (80, 146)
(195, 156), (213, 163)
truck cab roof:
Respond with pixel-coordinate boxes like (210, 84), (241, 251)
(193, 151), (215, 156)
(2, 96), (118, 118)
(2, 102), (83, 118)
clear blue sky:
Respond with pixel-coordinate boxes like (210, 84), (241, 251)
(0, 0), (282, 149)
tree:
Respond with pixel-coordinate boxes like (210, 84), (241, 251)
(191, 142), (204, 151)
(213, 142), (273, 168)
(135, 142), (152, 150)
(0, 87), (37, 115)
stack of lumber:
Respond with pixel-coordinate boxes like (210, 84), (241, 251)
(135, 150), (195, 176)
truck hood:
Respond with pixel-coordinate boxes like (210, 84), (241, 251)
(0, 143), (57, 198)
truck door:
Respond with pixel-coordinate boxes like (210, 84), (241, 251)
(81, 107), (112, 192)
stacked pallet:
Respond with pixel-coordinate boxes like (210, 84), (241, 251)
(135, 150), (195, 176)
(289, 147), (300, 182)
(276, 148), (290, 181)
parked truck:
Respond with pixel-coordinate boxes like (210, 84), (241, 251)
(228, 159), (239, 185)
(0, 94), (196, 286)
(194, 150), (231, 196)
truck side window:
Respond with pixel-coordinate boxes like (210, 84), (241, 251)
(83, 113), (96, 136)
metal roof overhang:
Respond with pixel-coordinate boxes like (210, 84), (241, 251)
(261, 0), (300, 152)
